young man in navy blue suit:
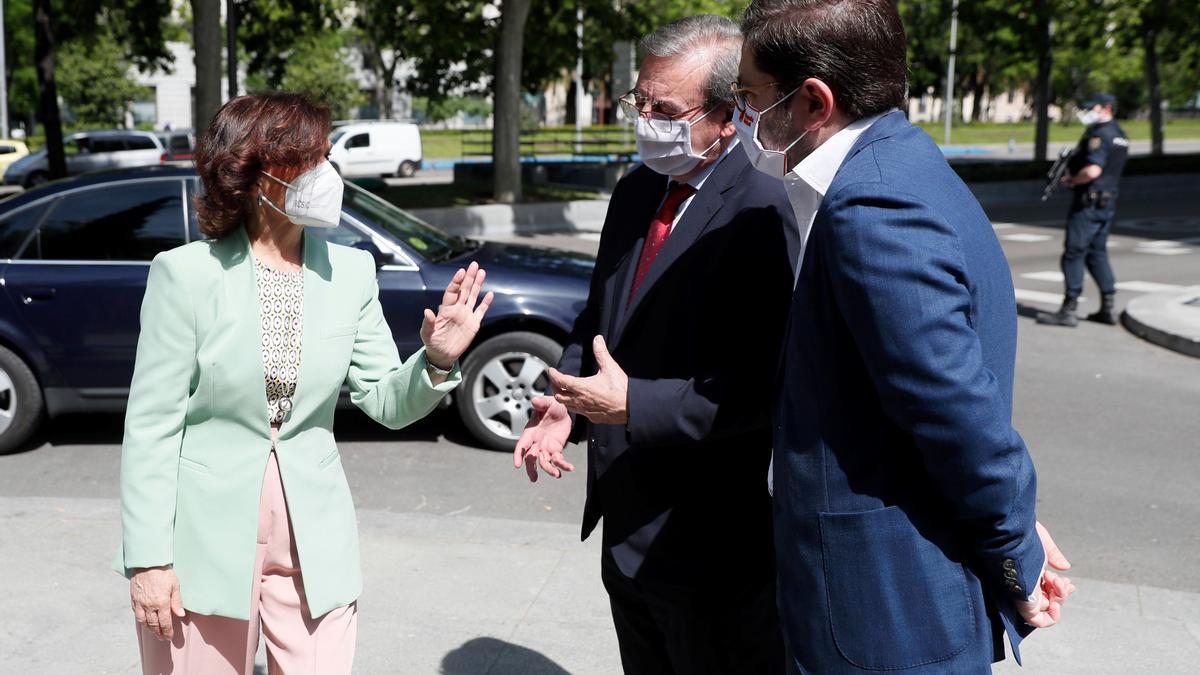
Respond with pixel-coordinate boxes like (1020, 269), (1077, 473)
(733, 1), (1076, 672)
(514, 15), (796, 675)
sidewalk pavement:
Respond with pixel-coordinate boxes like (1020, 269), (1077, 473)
(2, 496), (1198, 674)
(1123, 286), (1200, 359)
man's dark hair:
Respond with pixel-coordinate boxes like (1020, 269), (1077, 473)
(741, 0), (908, 120)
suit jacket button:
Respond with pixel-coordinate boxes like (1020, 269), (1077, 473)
(1003, 559), (1016, 570)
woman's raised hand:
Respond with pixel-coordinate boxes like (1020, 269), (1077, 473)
(421, 261), (494, 369)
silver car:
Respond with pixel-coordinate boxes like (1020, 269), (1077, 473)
(3, 130), (165, 188)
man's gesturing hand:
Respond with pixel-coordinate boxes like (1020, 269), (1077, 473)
(513, 397), (574, 481)
(547, 336), (628, 425)
(130, 566), (185, 641)
(1015, 521), (1077, 629)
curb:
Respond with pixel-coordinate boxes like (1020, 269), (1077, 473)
(409, 199), (609, 238)
(1121, 286), (1200, 358)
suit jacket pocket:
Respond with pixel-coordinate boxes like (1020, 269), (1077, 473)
(819, 505), (973, 670)
(318, 447), (340, 469)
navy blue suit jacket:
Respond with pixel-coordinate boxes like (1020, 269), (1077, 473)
(558, 148), (796, 585)
(773, 111), (1045, 673)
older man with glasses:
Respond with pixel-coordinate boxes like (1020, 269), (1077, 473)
(514, 14), (795, 675)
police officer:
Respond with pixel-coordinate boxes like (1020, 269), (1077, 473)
(1038, 93), (1129, 327)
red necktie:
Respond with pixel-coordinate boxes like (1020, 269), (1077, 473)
(629, 182), (696, 302)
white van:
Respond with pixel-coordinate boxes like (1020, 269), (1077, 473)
(328, 122), (423, 178)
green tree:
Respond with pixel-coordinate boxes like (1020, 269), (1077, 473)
(28, 0), (174, 178)
(412, 95), (492, 124)
(278, 33), (365, 119)
(57, 33), (151, 127)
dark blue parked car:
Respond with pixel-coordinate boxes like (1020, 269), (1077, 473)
(0, 166), (593, 453)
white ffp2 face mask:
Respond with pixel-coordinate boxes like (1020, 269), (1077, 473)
(260, 160), (344, 228)
(733, 87), (809, 178)
(1076, 109), (1102, 127)
(635, 107), (721, 176)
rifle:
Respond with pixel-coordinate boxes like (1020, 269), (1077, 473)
(1042, 147), (1075, 201)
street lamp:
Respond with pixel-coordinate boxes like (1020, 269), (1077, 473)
(943, 0), (959, 146)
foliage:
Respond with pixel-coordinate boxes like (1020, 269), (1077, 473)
(275, 33), (366, 119)
(412, 95), (492, 124)
(57, 31), (152, 127)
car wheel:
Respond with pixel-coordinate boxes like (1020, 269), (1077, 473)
(397, 160), (417, 178)
(457, 332), (562, 451)
(25, 171), (48, 188)
(0, 345), (45, 455)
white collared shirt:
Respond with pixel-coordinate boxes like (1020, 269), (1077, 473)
(781, 112), (887, 284)
(768, 112), (886, 497)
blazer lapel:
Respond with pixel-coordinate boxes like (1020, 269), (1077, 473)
(612, 153), (740, 349)
(217, 226), (272, 432)
(604, 172), (667, 341)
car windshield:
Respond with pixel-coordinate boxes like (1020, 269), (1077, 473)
(342, 181), (468, 262)
(329, 129), (346, 146)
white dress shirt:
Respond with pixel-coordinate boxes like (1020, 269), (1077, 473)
(768, 112), (886, 496)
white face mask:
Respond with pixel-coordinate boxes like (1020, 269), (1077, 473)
(733, 86), (809, 178)
(635, 107), (721, 176)
(1076, 109), (1102, 126)
(259, 160), (344, 228)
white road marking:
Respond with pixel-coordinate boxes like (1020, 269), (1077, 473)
(1136, 240), (1187, 249)
(1115, 281), (1185, 293)
(577, 232), (602, 241)
(1135, 247), (1192, 256)
(1001, 233), (1054, 243)
(1021, 271), (1065, 282)
(1015, 288), (1082, 305)
(991, 223), (1017, 230)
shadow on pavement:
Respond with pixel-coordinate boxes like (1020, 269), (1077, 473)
(441, 637), (571, 675)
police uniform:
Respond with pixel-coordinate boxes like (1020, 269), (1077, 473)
(1039, 94), (1129, 326)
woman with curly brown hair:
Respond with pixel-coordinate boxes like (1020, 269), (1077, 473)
(112, 92), (492, 674)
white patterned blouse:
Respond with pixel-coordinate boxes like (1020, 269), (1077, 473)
(254, 257), (304, 427)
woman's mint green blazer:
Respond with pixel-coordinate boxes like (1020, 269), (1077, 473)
(112, 226), (460, 620)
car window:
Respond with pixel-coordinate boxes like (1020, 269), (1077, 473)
(126, 135), (158, 151)
(0, 201), (51, 258)
(0, 145), (14, 154)
(170, 135), (192, 152)
(21, 180), (186, 261)
(90, 137), (125, 153)
(329, 129), (346, 146)
(64, 138), (89, 155)
(342, 182), (454, 261)
(186, 179), (202, 240)
(346, 133), (370, 149)
(305, 218), (378, 250)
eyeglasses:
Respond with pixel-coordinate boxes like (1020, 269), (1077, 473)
(729, 80), (781, 112)
(618, 89), (708, 121)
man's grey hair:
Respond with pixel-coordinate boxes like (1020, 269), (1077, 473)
(639, 15), (743, 109)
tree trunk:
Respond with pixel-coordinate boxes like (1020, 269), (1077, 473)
(192, 0), (222, 133)
(1142, 19), (1164, 156)
(381, 58), (397, 119)
(971, 67), (987, 123)
(33, 0), (65, 179)
(1032, 0), (1053, 163)
(493, 0), (532, 204)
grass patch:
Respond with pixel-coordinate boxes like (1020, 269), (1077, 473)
(915, 118), (1200, 146)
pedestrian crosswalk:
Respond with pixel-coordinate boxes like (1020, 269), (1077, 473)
(1014, 269), (1185, 306)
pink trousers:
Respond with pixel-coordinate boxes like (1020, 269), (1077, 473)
(137, 451), (357, 675)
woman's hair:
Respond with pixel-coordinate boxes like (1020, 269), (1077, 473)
(193, 93), (331, 238)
